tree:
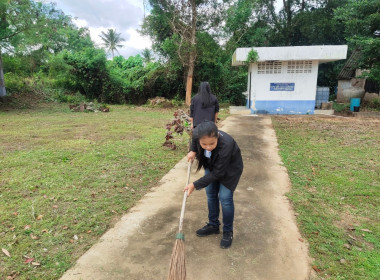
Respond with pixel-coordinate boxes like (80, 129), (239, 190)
(334, 0), (380, 85)
(143, 0), (223, 106)
(152, 0), (197, 106)
(99, 29), (125, 58)
(63, 47), (109, 101)
(141, 48), (153, 64)
(0, 0), (78, 96)
(0, 0), (6, 96)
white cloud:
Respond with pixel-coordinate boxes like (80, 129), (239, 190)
(124, 28), (151, 50)
(53, 0), (151, 58)
(72, 18), (88, 28)
(54, 0), (142, 29)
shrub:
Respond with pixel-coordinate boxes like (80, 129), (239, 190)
(363, 98), (380, 111)
(246, 49), (259, 65)
(52, 90), (87, 104)
(333, 102), (350, 112)
(3, 73), (26, 93)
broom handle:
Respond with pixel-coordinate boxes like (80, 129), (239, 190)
(178, 161), (192, 233)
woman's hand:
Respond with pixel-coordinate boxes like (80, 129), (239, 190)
(187, 151), (196, 162)
(184, 183), (195, 197)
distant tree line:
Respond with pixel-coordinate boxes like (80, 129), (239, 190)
(0, 0), (379, 103)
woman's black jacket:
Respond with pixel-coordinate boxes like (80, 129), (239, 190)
(191, 130), (243, 192)
(190, 94), (219, 127)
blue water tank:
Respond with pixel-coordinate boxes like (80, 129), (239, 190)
(316, 87), (329, 108)
(350, 98), (361, 112)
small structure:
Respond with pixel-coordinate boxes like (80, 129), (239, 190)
(337, 49), (380, 103)
(232, 45), (347, 114)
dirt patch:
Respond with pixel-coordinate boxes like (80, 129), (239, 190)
(334, 211), (375, 251)
(274, 115), (380, 146)
(0, 91), (48, 110)
(334, 211), (361, 231)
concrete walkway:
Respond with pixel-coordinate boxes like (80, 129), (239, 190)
(60, 115), (312, 280)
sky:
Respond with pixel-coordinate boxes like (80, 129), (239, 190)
(51, 0), (283, 59)
(52, 0), (152, 58)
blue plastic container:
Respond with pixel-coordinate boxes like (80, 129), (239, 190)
(350, 98), (361, 112)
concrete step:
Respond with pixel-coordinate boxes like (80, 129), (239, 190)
(229, 106), (251, 115)
(314, 109), (334, 115)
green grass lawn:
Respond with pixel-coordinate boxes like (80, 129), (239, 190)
(272, 116), (380, 280)
(0, 104), (190, 279)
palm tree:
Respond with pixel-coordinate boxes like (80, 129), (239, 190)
(99, 29), (125, 58)
(141, 48), (153, 64)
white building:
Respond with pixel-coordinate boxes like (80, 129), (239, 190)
(232, 45), (348, 114)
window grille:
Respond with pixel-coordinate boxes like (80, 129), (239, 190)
(287, 61), (312, 73)
(257, 61), (282, 74)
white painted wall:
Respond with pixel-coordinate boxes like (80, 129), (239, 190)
(247, 61), (319, 105)
(234, 45), (347, 114)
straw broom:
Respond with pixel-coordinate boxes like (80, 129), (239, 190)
(168, 161), (192, 280)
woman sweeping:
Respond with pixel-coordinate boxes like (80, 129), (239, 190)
(184, 121), (243, 249)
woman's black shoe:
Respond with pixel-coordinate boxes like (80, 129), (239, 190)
(196, 223), (220, 237)
(220, 231), (233, 249)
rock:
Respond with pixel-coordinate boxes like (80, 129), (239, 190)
(321, 102), (333, 110)
(99, 106), (110, 112)
(363, 92), (380, 102)
(69, 103), (109, 113)
(340, 259), (346, 264)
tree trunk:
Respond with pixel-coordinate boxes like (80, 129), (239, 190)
(269, 0), (278, 25)
(185, 0), (196, 106)
(0, 48), (6, 97)
(282, 0), (293, 45)
(185, 53), (195, 106)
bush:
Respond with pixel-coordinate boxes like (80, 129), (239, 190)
(371, 98), (380, 110)
(52, 90), (87, 104)
(3, 73), (25, 93)
(333, 102), (350, 112)
(62, 48), (109, 101)
(2, 55), (33, 76)
(363, 98), (380, 111)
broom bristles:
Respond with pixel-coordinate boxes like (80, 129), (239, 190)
(168, 238), (186, 280)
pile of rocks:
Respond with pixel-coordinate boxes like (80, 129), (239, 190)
(69, 102), (110, 112)
(148, 97), (174, 108)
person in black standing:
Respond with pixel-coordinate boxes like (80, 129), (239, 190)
(190, 82), (219, 128)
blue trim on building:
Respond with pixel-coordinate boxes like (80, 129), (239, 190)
(250, 100), (315, 115)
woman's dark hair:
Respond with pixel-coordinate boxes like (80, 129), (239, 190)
(197, 82), (212, 108)
(194, 121), (218, 171)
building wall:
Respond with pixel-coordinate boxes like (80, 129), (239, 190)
(246, 60), (319, 114)
(336, 69), (366, 102)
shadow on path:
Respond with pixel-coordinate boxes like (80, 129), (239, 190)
(60, 115), (311, 280)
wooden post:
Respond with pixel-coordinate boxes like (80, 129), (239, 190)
(185, 0), (197, 107)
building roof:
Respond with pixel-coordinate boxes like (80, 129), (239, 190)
(232, 45), (348, 66)
(337, 48), (361, 80)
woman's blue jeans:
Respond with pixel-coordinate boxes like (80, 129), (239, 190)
(205, 169), (234, 232)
